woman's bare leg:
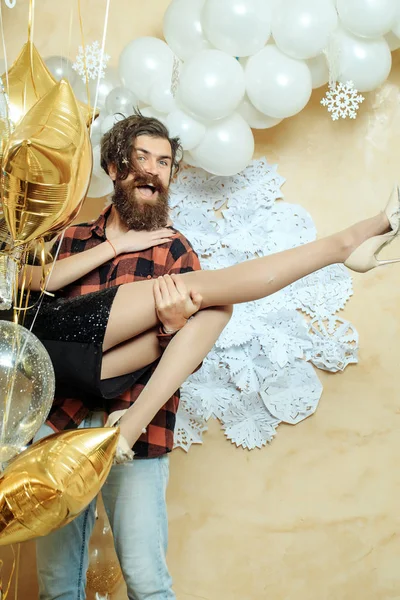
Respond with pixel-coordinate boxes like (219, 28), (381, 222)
(101, 329), (161, 379)
(103, 212), (389, 351)
(116, 306), (233, 447)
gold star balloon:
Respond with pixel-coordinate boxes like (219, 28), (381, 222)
(1, 78), (92, 245)
(0, 427), (120, 546)
(1, 42), (97, 128)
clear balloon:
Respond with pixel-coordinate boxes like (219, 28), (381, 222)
(237, 96), (282, 129)
(0, 321), (55, 462)
(272, 0), (338, 60)
(202, 0), (272, 57)
(44, 55), (77, 86)
(245, 45), (312, 119)
(148, 77), (176, 114)
(119, 37), (174, 104)
(86, 498), (123, 597)
(72, 67), (121, 110)
(166, 109), (206, 150)
(337, 0), (398, 39)
(105, 86), (137, 116)
(178, 49), (245, 121)
(306, 54), (329, 89)
(0, 250), (17, 310)
(190, 112), (254, 176)
(163, 0), (211, 61)
(334, 28), (392, 92)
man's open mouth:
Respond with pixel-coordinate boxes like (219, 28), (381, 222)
(137, 183), (157, 198)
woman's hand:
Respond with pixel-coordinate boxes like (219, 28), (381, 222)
(153, 273), (203, 334)
(112, 228), (174, 255)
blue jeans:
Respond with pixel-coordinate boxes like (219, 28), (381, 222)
(33, 412), (175, 600)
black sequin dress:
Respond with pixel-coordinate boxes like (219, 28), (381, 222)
(26, 287), (149, 401)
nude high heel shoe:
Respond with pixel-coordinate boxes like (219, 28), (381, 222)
(105, 410), (134, 465)
(344, 184), (400, 273)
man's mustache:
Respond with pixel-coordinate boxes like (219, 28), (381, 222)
(126, 172), (167, 195)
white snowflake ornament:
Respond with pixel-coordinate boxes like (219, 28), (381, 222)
(72, 41), (110, 82)
(321, 81), (364, 121)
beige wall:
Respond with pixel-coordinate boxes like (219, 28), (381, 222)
(2, 2), (400, 599)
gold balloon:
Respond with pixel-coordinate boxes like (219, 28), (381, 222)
(0, 428), (119, 546)
(86, 497), (123, 596)
(1, 79), (92, 245)
(1, 42), (98, 127)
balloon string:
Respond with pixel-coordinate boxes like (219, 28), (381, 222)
(13, 545), (20, 600)
(27, 0), (37, 102)
(66, 2), (75, 82)
(0, 2), (9, 96)
(90, 0), (111, 132)
(77, 0), (91, 113)
(27, 230), (65, 334)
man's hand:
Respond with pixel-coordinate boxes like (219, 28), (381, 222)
(112, 229), (174, 254)
(153, 273), (203, 334)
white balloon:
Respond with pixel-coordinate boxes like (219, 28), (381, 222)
(140, 106), (168, 125)
(105, 86), (138, 116)
(334, 29), (392, 92)
(272, 0), (338, 60)
(91, 144), (105, 179)
(87, 174), (114, 198)
(337, 0), (398, 39)
(190, 113), (254, 176)
(237, 96), (282, 129)
(183, 151), (199, 167)
(119, 37), (173, 104)
(385, 31), (400, 51)
(245, 45), (312, 119)
(166, 109), (206, 150)
(391, 15), (400, 40)
(163, 0), (211, 61)
(306, 54), (329, 89)
(149, 77), (177, 114)
(101, 113), (126, 135)
(178, 50), (245, 121)
(202, 0), (272, 57)
(45, 56), (77, 85)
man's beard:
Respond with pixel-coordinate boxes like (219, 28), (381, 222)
(112, 173), (170, 231)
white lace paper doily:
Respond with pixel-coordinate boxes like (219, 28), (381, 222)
(172, 159), (356, 451)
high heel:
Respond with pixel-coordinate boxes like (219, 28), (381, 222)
(105, 410), (134, 465)
(345, 184), (400, 273)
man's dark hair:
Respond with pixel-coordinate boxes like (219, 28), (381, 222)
(100, 110), (182, 180)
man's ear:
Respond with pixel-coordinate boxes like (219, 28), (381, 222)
(108, 163), (117, 181)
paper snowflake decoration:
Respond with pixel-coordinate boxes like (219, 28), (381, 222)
(321, 81), (364, 121)
(72, 41), (110, 82)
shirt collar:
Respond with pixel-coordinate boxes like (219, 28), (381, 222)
(88, 204), (112, 239)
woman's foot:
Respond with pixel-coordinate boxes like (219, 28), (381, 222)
(105, 410), (134, 464)
(342, 185), (400, 272)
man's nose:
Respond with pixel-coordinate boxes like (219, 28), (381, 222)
(144, 159), (158, 175)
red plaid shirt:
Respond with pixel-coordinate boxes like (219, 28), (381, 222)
(46, 205), (201, 458)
